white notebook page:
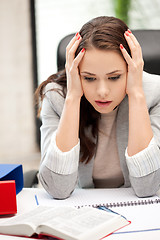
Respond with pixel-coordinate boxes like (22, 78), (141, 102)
(36, 188), (160, 233)
(112, 203), (160, 233)
(36, 187), (160, 208)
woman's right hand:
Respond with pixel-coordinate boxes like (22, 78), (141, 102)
(65, 33), (85, 99)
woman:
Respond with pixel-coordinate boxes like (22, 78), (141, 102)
(36, 16), (160, 199)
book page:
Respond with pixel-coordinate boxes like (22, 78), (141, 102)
(38, 207), (108, 234)
(0, 206), (60, 236)
(36, 206), (128, 240)
(0, 206), (115, 229)
(0, 206), (128, 239)
(36, 187), (160, 208)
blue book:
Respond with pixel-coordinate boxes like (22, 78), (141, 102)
(0, 164), (23, 194)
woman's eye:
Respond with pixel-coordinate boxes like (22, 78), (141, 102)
(83, 76), (96, 81)
(108, 75), (121, 81)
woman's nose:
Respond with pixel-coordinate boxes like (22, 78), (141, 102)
(97, 80), (110, 98)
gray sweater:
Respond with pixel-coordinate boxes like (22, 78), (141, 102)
(39, 71), (160, 199)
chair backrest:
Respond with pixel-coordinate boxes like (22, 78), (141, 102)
(57, 33), (75, 71)
(132, 30), (160, 75)
(57, 30), (160, 75)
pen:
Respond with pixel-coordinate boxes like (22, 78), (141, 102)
(97, 205), (127, 220)
(35, 194), (39, 205)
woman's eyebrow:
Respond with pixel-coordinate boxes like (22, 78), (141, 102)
(106, 70), (122, 75)
(80, 71), (96, 75)
(80, 70), (122, 75)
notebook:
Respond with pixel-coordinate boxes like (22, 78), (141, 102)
(36, 187), (160, 208)
(36, 187), (160, 234)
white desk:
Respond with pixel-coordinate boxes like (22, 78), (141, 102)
(0, 188), (160, 240)
(0, 189), (41, 240)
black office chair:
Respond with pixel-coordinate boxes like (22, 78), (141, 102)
(57, 30), (160, 75)
(23, 170), (39, 188)
(57, 33), (75, 71)
(133, 30), (160, 75)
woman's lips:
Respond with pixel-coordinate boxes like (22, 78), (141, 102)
(95, 100), (112, 107)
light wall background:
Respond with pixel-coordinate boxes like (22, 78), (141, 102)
(0, 0), (40, 172)
(35, 0), (160, 85)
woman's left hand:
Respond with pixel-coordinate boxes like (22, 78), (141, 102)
(120, 30), (144, 97)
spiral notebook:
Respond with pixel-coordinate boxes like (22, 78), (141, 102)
(36, 187), (160, 208)
(36, 187), (160, 234)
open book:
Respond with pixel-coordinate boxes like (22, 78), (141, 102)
(0, 205), (130, 240)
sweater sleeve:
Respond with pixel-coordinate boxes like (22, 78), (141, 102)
(39, 84), (80, 199)
(125, 137), (160, 177)
(41, 130), (80, 175)
(124, 74), (160, 197)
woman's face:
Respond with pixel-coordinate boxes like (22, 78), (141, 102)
(79, 48), (127, 114)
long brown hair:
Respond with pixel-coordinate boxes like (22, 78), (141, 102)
(35, 16), (130, 163)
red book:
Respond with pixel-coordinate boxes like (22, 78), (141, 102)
(0, 180), (17, 215)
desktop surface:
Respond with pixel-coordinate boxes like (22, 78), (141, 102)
(0, 188), (160, 240)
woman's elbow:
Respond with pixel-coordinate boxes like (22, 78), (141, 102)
(130, 172), (160, 198)
(39, 165), (77, 199)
